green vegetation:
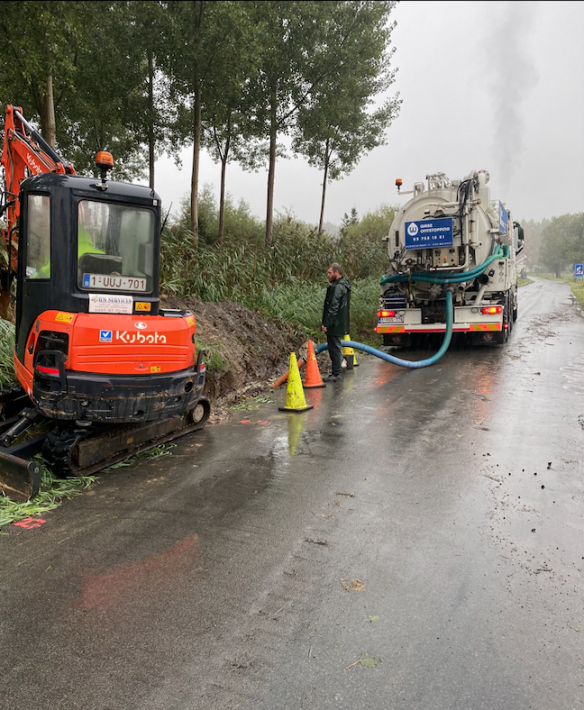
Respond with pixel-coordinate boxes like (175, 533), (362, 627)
(530, 213), (584, 278)
(0, 319), (17, 386)
(229, 396), (275, 411)
(0, 444), (177, 526)
(571, 282), (584, 307)
(161, 193), (392, 344)
(0, 0), (399, 246)
(0, 464), (95, 527)
(569, 279), (584, 307)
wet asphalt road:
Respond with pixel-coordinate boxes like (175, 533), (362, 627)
(1, 277), (583, 710)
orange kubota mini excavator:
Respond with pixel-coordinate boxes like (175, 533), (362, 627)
(0, 105), (209, 501)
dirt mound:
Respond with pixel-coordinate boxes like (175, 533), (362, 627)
(162, 296), (309, 412)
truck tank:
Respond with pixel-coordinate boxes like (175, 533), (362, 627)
(376, 170), (523, 346)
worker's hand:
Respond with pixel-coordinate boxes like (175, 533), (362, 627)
(321, 325), (327, 332)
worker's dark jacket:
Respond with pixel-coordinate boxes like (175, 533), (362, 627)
(322, 276), (351, 336)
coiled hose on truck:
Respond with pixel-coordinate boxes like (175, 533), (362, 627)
(380, 245), (509, 286)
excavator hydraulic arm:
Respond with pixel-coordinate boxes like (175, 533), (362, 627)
(0, 105), (76, 308)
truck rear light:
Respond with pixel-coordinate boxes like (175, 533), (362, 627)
(377, 310), (395, 318)
(481, 306), (503, 315)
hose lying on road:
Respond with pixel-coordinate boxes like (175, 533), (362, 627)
(315, 290), (454, 370)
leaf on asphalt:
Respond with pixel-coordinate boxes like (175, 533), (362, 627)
(366, 615), (379, 622)
(359, 653), (382, 668)
(569, 625), (582, 632)
(341, 578), (365, 592)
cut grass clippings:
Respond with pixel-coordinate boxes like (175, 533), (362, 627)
(229, 396), (274, 411)
(0, 462), (95, 529)
(0, 443), (176, 529)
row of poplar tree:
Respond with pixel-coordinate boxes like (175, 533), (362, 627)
(0, 1), (401, 247)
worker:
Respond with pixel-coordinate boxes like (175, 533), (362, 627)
(78, 201), (104, 258)
(321, 263), (351, 382)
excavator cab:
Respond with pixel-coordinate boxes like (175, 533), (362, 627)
(16, 174), (158, 355)
(0, 107), (209, 500)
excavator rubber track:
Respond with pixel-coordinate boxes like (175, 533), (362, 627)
(0, 396), (210, 500)
(43, 397), (211, 478)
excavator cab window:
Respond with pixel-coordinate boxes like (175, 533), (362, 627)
(25, 194), (51, 279)
(77, 200), (155, 293)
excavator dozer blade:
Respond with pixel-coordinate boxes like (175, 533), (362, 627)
(0, 451), (43, 502)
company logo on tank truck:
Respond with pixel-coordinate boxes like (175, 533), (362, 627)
(405, 218), (453, 250)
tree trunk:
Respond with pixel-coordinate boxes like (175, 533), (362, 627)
(191, 72), (201, 250)
(217, 120), (231, 245)
(42, 74), (57, 148)
(147, 50), (155, 189)
(265, 90), (277, 247)
(318, 138), (330, 235)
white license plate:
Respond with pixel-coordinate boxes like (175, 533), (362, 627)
(379, 316), (404, 324)
(83, 273), (147, 292)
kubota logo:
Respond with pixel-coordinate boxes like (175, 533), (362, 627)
(134, 322), (148, 329)
(27, 152), (43, 174)
(116, 331), (167, 344)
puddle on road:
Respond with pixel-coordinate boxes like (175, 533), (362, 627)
(561, 353), (584, 395)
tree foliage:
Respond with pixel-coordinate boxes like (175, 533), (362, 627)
(538, 213), (584, 277)
(0, 1), (82, 145)
(161, 0), (253, 249)
(0, 0), (401, 255)
(56, 2), (151, 180)
(292, 1), (400, 232)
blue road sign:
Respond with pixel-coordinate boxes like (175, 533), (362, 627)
(404, 217), (453, 250)
(575, 264), (583, 277)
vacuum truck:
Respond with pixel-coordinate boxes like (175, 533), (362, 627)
(376, 170), (524, 346)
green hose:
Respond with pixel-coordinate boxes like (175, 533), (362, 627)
(316, 291), (454, 369)
(380, 245), (509, 286)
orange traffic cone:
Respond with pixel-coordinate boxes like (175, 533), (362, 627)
(303, 340), (326, 388)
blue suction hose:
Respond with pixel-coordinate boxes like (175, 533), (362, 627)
(315, 290), (454, 369)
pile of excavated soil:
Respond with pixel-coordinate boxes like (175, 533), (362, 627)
(161, 296), (323, 419)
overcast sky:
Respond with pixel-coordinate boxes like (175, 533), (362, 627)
(153, 0), (584, 228)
